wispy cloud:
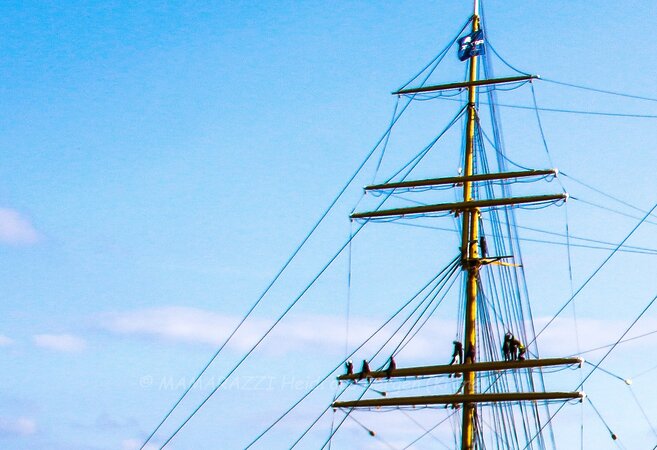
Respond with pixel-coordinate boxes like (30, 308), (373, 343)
(33, 334), (87, 352)
(0, 335), (14, 346)
(0, 416), (37, 437)
(0, 208), (40, 245)
(99, 306), (454, 359)
(101, 307), (348, 354)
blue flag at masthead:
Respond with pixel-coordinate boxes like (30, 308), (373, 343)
(457, 30), (485, 61)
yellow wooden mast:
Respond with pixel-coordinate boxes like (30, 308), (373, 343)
(460, 1), (480, 447)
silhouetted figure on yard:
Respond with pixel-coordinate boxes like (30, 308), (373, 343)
(502, 332), (513, 361)
(359, 359), (371, 381)
(345, 359), (354, 376)
(449, 340), (463, 378)
(386, 356), (396, 379)
(465, 341), (476, 364)
(511, 337), (526, 361)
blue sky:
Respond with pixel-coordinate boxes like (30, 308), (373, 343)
(2, 1), (657, 449)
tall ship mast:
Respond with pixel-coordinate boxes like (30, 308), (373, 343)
(333, 1), (582, 448)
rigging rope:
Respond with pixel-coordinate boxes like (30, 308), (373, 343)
(392, 266), (462, 357)
(320, 384), (373, 450)
(582, 360), (626, 383)
(479, 124), (534, 171)
(562, 171), (657, 217)
(243, 258), (459, 448)
(483, 40), (530, 76)
(401, 410), (460, 450)
(396, 16), (473, 92)
(572, 328), (657, 357)
(564, 202), (585, 450)
(345, 222), (353, 359)
(327, 385), (339, 450)
(382, 219), (657, 255)
(627, 385), (657, 439)
(347, 415), (399, 450)
(587, 397), (621, 445)
(399, 410), (452, 450)
(436, 95), (657, 118)
(369, 259), (460, 363)
(285, 258), (462, 447)
(631, 360), (657, 379)
(288, 385), (349, 449)
(532, 202), (657, 344)
(542, 78), (657, 104)
(372, 97), (400, 183)
(373, 14), (474, 184)
(525, 291), (657, 449)
(383, 105), (468, 184)
(580, 291), (657, 387)
(529, 82), (558, 172)
(138, 85), (420, 450)
(572, 197), (657, 226)
(157, 211), (383, 448)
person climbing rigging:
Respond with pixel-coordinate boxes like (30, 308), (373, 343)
(448, 340), (463, 378)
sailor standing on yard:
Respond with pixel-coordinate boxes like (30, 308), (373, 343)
(449, 341), (463, 365)
(448, 340), (463, 378)
(345, 360), (354, 375)
(502, 332), (513, 361)
(511, 337), (526, 361)
(464, 341), (475, 364)
(385, 356), (396, 379)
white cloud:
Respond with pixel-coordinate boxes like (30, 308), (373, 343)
(0, 208), (40, 245)
(33, 334), (87, 352)
(102, 306), (329, 353)
(0, 416), (37, 436)
(0, 335), (13, 346)
(100, 306), (454, 359)
(121, 438), (157, 450)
